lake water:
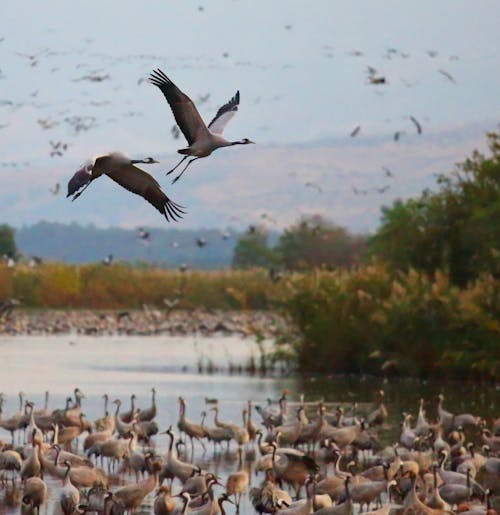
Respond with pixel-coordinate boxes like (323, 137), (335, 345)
(0, 335), (497, 514)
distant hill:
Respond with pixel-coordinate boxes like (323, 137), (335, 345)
(15, 221), (261, 269)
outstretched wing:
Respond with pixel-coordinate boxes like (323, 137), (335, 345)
(207, 91), (240, 134)
(105, 164), (185, 222)
(149, 69), (208, 145)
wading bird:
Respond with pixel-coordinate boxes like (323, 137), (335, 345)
(149, 68), (254, 183)
(66, 152), (184, 222)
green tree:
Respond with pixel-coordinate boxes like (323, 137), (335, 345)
(232, 228), (279, 269)
(368, 131), (500, 286)
(276, 215), (365, 271)
(0, 224), (17, 257)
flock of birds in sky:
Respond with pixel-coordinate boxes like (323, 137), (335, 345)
(66, 68), (254, 223)
(0, 21), (467, 232)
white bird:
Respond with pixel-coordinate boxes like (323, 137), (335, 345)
(149, 68), (254, 183)
(66, 152), (184, 222)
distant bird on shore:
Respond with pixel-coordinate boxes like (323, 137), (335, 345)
(149, 68), (254, 183)
(102, 254), (113, 266)
(409, 116), (422, 134)
(66, 152), (184, 222)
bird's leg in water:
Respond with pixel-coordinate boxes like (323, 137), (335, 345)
(71, 181), (92, 201)
(166, 155), (189, 176)
(172, 157), (200, 184)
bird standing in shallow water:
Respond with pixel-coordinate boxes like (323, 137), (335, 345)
(66, 151), (184, 222)
(149, 68), (254, 184)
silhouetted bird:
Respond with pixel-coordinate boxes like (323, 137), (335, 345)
(350, 125), (361, 137)
(138, 228), (150, 241)
(409, 116), (422, 134)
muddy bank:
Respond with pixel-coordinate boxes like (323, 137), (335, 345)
(0, 308), (285, 337)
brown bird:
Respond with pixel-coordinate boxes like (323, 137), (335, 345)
(67, 152), (184, 222)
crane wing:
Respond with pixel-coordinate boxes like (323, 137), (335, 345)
(149, 69), (208, 145)
(207, 91), (240, 134)
(105, 164), (185, 222)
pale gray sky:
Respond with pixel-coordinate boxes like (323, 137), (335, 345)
(1, 0), (499, 231)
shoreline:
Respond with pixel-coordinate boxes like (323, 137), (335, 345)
(0, 308), (285, 337)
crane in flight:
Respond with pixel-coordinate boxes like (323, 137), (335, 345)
(149, 68), (254, 183)
(66, 152), (184, 222)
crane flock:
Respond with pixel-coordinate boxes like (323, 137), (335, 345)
(0, 389), (498, 514)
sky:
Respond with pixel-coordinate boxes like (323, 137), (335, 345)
(1, 0), (499, 233)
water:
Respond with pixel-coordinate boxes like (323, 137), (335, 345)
(0, 335), (497, 514)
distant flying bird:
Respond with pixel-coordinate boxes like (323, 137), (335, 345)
(261, 213), (277, 224)
(409, 116), (422, 134)
(197, 93), (211, 104)
(305, 181), (322, 193)
(426, 50), (438, 58)
(382, 167), (393, 178)
(196, 237), (207, 248)
(149, 68), (254, 183)
(375, 185), (390, 194)
(49, 182), (60, 195)
(369, 76), (386, 85)
(438, 69), (456, 83)
(138, 227), (150, 241)
(352, 186), (368, 196)
(66, 152), (184, 222)
(171, 125), (180, 139)
(393, 130), (405, 142)
(366, 66), (386, 85)
(50, 140), (68, 157)
(350, 125), (361, 137)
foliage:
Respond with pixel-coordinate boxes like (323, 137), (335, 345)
(0, 224), (17, 257)
(276, 215), (366, 271)
(2, 263), (287, 310)
(368, 131), (500, 286)
(232, 228), (280, 269)
(277, 263), (499, 380)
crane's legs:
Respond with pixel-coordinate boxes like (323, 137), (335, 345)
(171, 157), (200, 184)
(166, 155), (188, 176)
(71, 180), (93, 201)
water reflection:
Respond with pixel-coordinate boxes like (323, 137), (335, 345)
(0, 335), (497, 514)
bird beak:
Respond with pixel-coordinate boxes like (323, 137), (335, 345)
(248, 140), (255, 144)
(151, 159), (160, 163)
